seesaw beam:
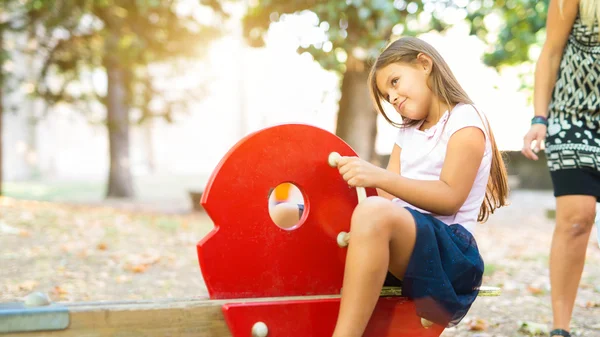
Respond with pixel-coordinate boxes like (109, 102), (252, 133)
(1, 297), (230, 337)
(0, 294), (386, 337)
(0, 295), (336, 337)
(1, 287), (500, 336)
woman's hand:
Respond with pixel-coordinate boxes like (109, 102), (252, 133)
(336, 156), (388, 188)
(522, 124), (547, 161)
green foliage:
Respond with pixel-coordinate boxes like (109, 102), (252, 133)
(241, 0), (550, 73)
(467, 0), (549, 68)
(242, 0), (458, 74)
(17, 0), (222, 123)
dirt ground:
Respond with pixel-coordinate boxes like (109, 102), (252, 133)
(1, 190), (599, 336)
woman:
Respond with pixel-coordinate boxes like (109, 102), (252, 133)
(522, 0), (599, 336)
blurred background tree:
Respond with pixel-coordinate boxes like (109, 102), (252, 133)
(0, 0), (44, 196)
(17, 0), (221, 198)
(231, 0), (549, 161)
(0, 5), (7, 196)
(0, 0), (552, 197)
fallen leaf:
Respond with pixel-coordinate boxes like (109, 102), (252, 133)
(53, 286), (68, 295)
(51, 286), (69, 300)
(18, 280), (39, 291)
(130, 264), (148, 273)
(97, 242), (108, 250)
(19, 230), (31, 237)
(518, 321), (549, 336)
(585, 301), (599, 308)
(468, 318), (489, 331)
(527, 285), (545, 295)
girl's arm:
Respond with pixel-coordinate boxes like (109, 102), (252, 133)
(377, 144), (401, 200)
(376, 127), (485, 216)
(533, 0), (579, 119)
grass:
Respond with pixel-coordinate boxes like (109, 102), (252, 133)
(483, 263), (498, 277)
(2, 175), (209, 214)
(3, 180), (104, 202)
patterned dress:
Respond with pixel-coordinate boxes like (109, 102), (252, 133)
(545, 14), (600, 199)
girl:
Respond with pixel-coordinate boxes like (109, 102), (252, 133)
(522, 0), (599, 336)
(270, 36), (509, 336)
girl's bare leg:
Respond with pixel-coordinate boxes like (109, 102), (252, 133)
(269, 202), (302, 228)
(332, 197), (417, 337)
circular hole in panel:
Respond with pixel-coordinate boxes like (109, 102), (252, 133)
(268, 182), (306, 230)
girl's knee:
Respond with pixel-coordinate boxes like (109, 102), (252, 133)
(350, 196), (407, 237)
(352, 196), (390, 221)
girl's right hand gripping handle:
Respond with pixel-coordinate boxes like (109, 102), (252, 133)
(328, 152), (367, 248)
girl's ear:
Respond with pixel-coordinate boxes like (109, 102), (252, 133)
(416, 53), (433, 75)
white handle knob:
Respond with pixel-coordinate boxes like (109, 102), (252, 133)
(328, 151), (341, 167)
(252, 321), (268, 337)
(337, 231), (350, 247)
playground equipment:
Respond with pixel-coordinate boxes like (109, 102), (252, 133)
(0, 124), (498, 337)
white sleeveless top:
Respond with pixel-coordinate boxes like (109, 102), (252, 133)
(392, 103), (492, 232)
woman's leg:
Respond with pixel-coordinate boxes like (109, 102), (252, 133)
(550, 195), (596, 332)
(332, 197), (417, 337)
(595, 203), (600, 248)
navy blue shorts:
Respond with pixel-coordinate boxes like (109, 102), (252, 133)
(394, 208), (484, 327)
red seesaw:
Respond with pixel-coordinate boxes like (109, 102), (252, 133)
(0, 123), (498, 337)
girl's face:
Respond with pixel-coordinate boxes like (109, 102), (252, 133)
(375, 60), (433, 121)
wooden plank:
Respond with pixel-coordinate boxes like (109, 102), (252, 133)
(0, 295), (339, 337)
(2, 298), (226, 337)
(1, 287), (500, 336)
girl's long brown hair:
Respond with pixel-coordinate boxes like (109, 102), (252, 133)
(368, 37), (509, 222)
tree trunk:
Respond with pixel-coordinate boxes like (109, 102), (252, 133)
(104, 43), (134, 198)
(335, 55), (378, 161)
(0, 80), (3, 197)
(0, 30), (4, 196)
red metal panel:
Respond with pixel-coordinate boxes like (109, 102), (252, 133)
(197, 124), (377, 299)
(222, 297), (444, 337)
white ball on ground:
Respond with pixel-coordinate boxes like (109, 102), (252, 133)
(24, 292), (51, 307)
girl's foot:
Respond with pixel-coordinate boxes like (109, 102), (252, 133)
(550, 329), (571, 337)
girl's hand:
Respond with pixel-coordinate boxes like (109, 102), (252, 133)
(336, 156), (387, 188)
(522, 124), (547, 161)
